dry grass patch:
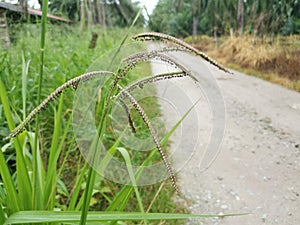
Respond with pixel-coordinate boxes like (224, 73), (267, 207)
(186, 35), (300, 92)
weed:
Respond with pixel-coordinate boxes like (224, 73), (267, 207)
(186, 35), (300, 91)
(1, 30), (234, 224)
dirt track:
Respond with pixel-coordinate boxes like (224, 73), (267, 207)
(150, 45), (300, 225)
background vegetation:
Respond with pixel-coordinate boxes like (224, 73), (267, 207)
(1, 1), (190, 224)
(1, 23), (191, 225)
(150, 0), (300, 91)
(150, 0), (300, 37)
(0, 0), (299, 224)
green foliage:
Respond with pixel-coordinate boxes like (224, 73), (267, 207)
(49, 0), (80, 20)
(0, 24), (130, 219)
(48, 0), (145, 27)
(150, 0), (192, 37)
(0, 12), (240, 224)
(150, 0), (300, 36)
(0, 26), (196, 224)
(4, 211), (243, 224)
(105, 0), (145, 27)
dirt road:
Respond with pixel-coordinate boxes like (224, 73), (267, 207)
(150, 45), (300, 225)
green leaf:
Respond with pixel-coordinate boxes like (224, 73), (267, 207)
(32, 0), (49, 210)
(21, 52), (30, 121)
(116, 147), (146, 224)
(0, 147), (19, 213)
(44, 94), (69, 209)
(0, 195), (5, 225)
(107, 98), (201, 212)
(4, 211), (245, 224)
(0, 79), (32, 211)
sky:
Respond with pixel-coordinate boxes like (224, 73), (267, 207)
(134, 0), (159, 14)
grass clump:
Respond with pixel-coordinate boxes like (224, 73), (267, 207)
(1, 22), (238, 224)
(185, 35), (300, 91)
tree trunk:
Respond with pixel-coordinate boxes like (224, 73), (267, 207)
(87, 0), (93, 30)
(80, 0), (86, 31)
(191, 0), (200, 38)
(99, 1), (106, 28)
(213, 26), (218, 44)
(176, 0), (184, 12)
(237, 0), (244, 36)
(192, 15), (199, 38)
(114, 1), (130, 25)
(93, 0), (100, 24)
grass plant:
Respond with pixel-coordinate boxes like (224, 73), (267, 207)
(185, 35), (300, 91)
(0, 6), (241, 224)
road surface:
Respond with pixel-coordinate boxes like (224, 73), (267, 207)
(150, 44), (300, 225)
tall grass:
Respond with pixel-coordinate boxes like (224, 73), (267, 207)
(186, 35), (300, 91)
(0, 9), (242, 225)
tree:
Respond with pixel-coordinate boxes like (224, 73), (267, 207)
(191, 0), (201, 37)
(48, 0), (143, 28)
(150, 0), (192, 37)
(237, 0), (244, 35)
(107, 0), (144, 27)
(150, 0), (300, 36)
(49, 0), (80, 20)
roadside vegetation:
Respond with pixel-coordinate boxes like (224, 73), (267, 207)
(151, 0), (300, 91)
(185, 35), (300, 91)
(1, 23), (194, 224)
(1, 1), (201, 224)
(0, 3), (238, 223)
(1, 0), (299, 224)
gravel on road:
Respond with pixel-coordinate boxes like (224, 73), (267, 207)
(150, 45), (300, 225)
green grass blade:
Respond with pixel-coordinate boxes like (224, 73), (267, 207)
(0, 79), (32, 211)
(79, 80), (115, 223)
(32, 0), (49, 210)
(79, 167), (96, 225)
(0, 147), (19, 212)
(21, 52), (30, 121)
(0, 79), (16, 133)
(68, 161), (89, 211)
(27, 133), (45, 208)
(44, 94), (66, 209)
(4, 211), (246, 224)
(96, 129), (126, 174)
(109, 8), (142, 68)
(138, 98), (201, 179)
(104, 132), (136, 212)
(117, 147), (146, 225)
(107, 99), (201, 212)
(106, 186), (134, 212)
(162, 98), (201, 147)
(45, 120), (74, 210)
(79, 119), (107, 223)
(0, 199), (5, 225)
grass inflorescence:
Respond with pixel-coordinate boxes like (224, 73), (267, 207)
(1, 25), (233, 224)
(4, 71), (114, 140)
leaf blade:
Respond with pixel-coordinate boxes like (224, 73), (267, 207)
(5, 211), (246, 224)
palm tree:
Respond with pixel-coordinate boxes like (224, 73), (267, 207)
(191, 0), (201, 37)
(237, 0), (244, 35)
(245, 0), (294, 35)
(49, 0), (80, 20)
